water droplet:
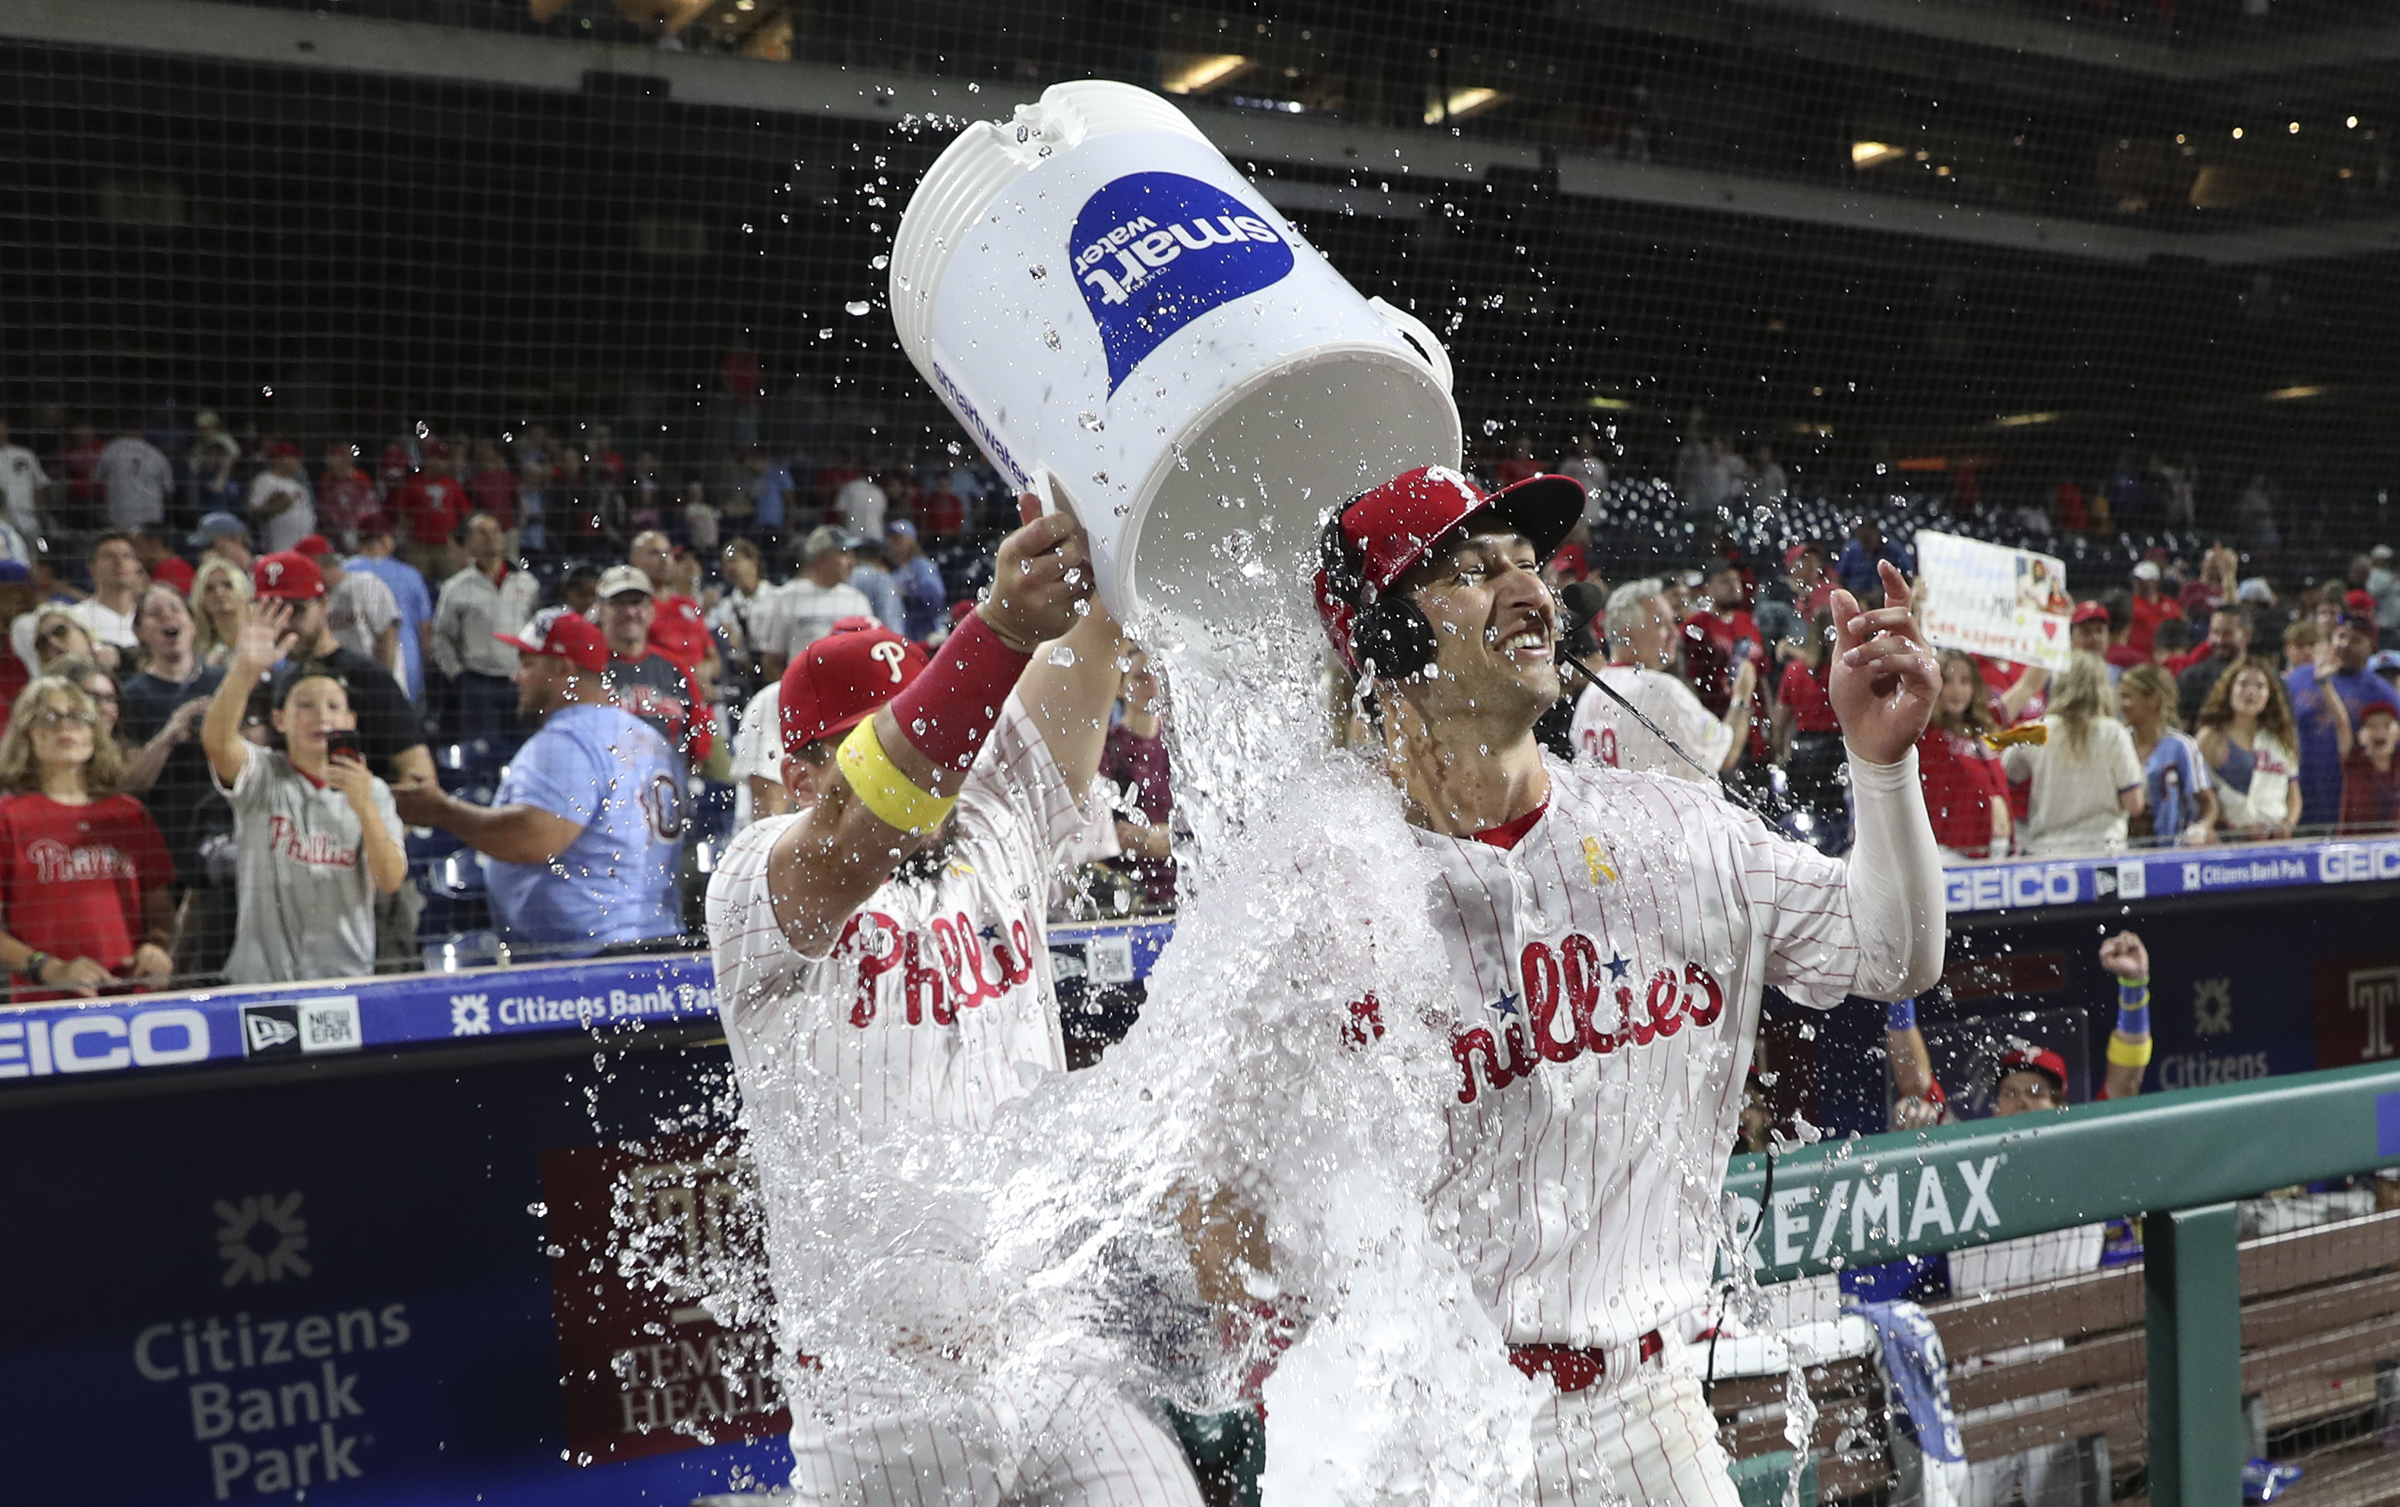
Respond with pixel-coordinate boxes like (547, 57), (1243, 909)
(1046, 645), (1077, 667)
(817, 328), (833, 340)
(869, 254), (890, 270)
(845, 300), (872, 316)
(1042, 326), (1062, 351)
(1077, 411), (1104, 431)
(1028, 264), (1047, 279)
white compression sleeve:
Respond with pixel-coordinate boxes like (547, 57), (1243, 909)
(1844, 748), (1948, 1000)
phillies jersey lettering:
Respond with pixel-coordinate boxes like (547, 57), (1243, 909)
(1410, 759), (1862, 1350)
(836, 906), (1040, 1028)
(1451, 941), (1725, 1104)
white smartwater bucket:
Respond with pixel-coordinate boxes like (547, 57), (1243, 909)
(890, 80), (1462, 626)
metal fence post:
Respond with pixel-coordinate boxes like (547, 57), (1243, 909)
(2145, 1202), (2242, 1507)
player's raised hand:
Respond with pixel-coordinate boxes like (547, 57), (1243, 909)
(2098, 930), (2149, 979)
(979, 492), (1093, 651)
(1828, 558), (1939, 765)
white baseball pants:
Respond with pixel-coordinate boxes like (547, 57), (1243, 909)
(1530, 1347), (1746, 1507)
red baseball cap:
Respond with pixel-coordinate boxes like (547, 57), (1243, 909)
(292, 534), (333, 558)
(355, 511), (394, 537)
(1315, 465), (1584, 670)
(2071, 600), (2111, 626)
(780, 619), (931, 755)
(2357, 702), (2400, 728)
(1998, 1044), (2069, 1096)
(253, 551), (325, 601)
(496, 606), (610, 674)
(2346, 588), (2377, 618)
(271, 441), (302, 459)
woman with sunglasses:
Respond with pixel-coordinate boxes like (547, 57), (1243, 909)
(0, 674), (175, 1000)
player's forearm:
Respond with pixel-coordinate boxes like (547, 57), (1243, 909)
(1843, 748), (1946, 999)
(2106, 972), (2151, 1100)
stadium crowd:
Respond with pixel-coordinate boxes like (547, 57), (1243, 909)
(0, 407), (2393, 1003)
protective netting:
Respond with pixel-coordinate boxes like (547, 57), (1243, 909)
(9, 0), (2400, 580)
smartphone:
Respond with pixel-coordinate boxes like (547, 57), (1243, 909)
(326, 730), (364, 766)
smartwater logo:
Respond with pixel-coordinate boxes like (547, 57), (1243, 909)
(1071, 172), (1295, 392)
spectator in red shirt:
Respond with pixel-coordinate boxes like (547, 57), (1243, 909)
(0, 563), (40, 733)
(317, 444), (382, 554)
(465, 440), (518, 531)
(628, 529), (720, 678)
(1771, 609), (1846, 847)
(1100, 648), (1175, 911)
(2340, 703), (2400, 834)
(0, 672), (174, 999)
(390, 440), (468, 583)
(2126, 559), (2184, 656)
(60, 423), (104, 528)
(1682, 559), (1767, 765)
(1918, 649), (2012, 859)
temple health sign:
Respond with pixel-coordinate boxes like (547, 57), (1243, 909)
(1914, 529), (2075, 672)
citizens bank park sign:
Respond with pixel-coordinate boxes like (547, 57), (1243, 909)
(0, 956), (719, 1082)
(1943, 836), (2400, 914)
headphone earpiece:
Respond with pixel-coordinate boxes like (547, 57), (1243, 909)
(1354, 598), (1439, 684)
(1320, 509), (1441, 685)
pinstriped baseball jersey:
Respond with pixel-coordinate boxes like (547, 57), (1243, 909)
(707, 696), (1088, 1142)
(1414, 758), (1859, 1352)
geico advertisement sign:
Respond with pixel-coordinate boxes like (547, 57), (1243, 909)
(0, 1007), (211, 1077)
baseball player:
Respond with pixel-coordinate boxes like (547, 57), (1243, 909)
(1313, 465), (1947, 1507)
(705, 501), (1202, 1507)
(1569, 577), (1754, 782)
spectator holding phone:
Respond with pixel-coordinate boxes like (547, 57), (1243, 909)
(0, 673), (176, 1000)
(201, 598), (407, 985)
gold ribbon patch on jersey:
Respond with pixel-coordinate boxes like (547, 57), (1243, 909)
(1582, 835), (1618, 886)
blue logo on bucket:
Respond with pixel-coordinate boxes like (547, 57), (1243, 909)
(1071, 172), (1295, 393)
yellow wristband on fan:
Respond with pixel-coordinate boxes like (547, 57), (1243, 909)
(2107, 1035), (2154, 1068)
(837, 719), (957, 834)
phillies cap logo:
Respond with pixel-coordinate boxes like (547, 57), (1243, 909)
(264, 561), (284, 586)
(870, 640), (909, 683)
(1071, 172), (1295, 393)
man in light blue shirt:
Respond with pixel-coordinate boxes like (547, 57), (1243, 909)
(887, 519), (948, 641)
(391, 606), (684, 956)
(344, 511), (433, 703)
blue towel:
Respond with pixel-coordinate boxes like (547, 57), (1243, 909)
(1845, 1298), (1964, 1462)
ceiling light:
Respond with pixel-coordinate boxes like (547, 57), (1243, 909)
(1851, 141), (1905, 168)
(1587, 395), (1632, 410)
(2289, 121), (2301, 134)
(2266, 384), (2325, 401)
(1425, 87), (1504, 124)
(2348, 116), (2360, 129)
(2232, 127), (2245, 139)
(2175, 134), (2186, 144)
(1163, 54), (1249, 94)
(1992, 411), (2060, 427)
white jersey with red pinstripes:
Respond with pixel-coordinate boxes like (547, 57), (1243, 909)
(707, 694), (1087, 1141)
(1415, 757), (1859, 1353)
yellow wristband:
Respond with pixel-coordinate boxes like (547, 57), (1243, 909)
(2107, 1035), (2153, 1068)
(837, 719), (958, 835)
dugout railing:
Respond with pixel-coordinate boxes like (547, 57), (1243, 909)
(1725, 1060), (2400, 1507)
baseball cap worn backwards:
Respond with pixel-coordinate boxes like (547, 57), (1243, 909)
(496, 606), (611, 674)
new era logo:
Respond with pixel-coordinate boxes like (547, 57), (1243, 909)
(239, 998), (361, 1059)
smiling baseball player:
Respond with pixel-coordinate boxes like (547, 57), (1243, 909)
(706, 499), (1201, 1507)
(1314, 465), (1947, 1506)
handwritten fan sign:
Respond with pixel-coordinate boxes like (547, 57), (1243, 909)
(1914, 530), (2074, 672)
